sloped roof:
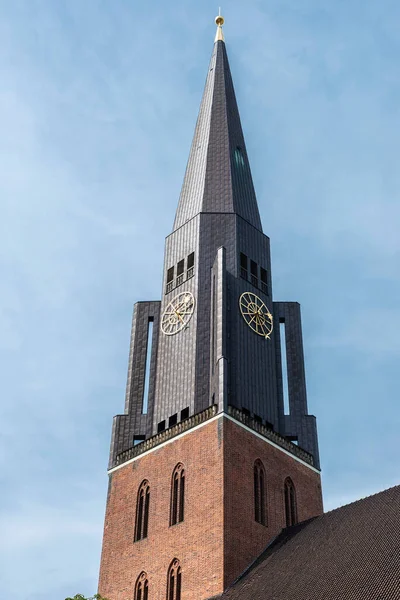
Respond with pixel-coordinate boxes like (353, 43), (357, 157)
(218, 484), (400, 600)
(173, 38), (262, 232)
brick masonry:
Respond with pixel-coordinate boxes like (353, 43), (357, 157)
(98, 415), (322, 600)
(223, 417), (323, 588)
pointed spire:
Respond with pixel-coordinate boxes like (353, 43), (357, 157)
(173, 17), (262, 232)
(215, 13), (225, 42)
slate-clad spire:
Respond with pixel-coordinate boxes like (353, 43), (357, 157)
(173, 17), (263, 232)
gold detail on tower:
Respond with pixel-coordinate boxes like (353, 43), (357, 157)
(215, 12), (225, 42)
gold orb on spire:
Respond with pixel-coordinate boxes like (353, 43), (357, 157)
(214, 13), (225, 42)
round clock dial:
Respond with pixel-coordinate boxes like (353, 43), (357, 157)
(239, 292), (273, 339)
(161, 291), (195, 336)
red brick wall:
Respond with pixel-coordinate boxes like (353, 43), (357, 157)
(98, 416), (323, 599)
(223, 417), (323, 587)
(98, 418), (225, 600)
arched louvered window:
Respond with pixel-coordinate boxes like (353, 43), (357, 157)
(170, 463), (185, 526)
(284, 477), (298, 527)
(135, 480), (150, 541)
(254, 459), (267, 526)
(167, 559), (182, 600)
(135, 572), (149, 600)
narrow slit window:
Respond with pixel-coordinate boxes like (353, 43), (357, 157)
(240, 253), (248, 280)
(284, 478), (298, 527)
(260, 267), (269, 295)
(143, 487), (150, 538)
(167, 559), (182, 600)
(166, 266), (174, 294)
(167, 267), (174, 282)
(169, 573), (175, 600)
(179, 471), (185, 523)
(176, 568), (182, 600)
(134, 480), (150, 541)
(187, 252), (195, 279)
(280, 320), (290, 415)
(254, 460), (267, 526)
(135, 573), (149, 600)
(170, 464), (185, 526)
(234, 146), (245, 167)
(250, 260), (258, 287)
(176, 259), (184, 286)
(142, 318), (154, 415)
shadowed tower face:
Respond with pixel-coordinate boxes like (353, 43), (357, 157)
(108, 18), (319, 470)
(99, 17), (323, 600)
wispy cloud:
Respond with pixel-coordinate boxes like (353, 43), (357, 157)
(1, 1), (400, 598)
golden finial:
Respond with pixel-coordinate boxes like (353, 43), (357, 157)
(215, 10), (225, 42)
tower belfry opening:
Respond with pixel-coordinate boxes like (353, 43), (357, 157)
(99, 15), (322, 600)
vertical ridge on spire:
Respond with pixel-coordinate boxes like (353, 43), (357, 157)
(173, 18), (262, 232)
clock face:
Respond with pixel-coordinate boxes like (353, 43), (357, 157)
(239, 292), (273, 339)
(161, 291), (195, 336)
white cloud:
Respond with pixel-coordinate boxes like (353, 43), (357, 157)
(1, 2), (400, 599)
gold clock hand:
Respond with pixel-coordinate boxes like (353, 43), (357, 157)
(175, 310), (184, 324)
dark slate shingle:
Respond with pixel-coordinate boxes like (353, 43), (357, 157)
(217, 485), (400, 600)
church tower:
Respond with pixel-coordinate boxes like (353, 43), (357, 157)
(99, 16), (323, 600)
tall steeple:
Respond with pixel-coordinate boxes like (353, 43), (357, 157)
(174, 17), (262, 231)
(99, 18), (323, 600)
(106, 15), (319, 471)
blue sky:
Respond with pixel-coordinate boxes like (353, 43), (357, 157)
(1, 1), (400, 598)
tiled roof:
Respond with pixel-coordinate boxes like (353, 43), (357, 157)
(173, 38), (262, 232)
(218, 484), (400, 600)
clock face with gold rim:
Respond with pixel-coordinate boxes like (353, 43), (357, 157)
(239, 292), (273, 339)
(161, 291), (195, 336)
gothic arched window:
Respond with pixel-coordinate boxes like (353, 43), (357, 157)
(135, 479), (150, 541)
(167, 559), (182, 600)
(284, 477), (298, 527)
(254, 459), (267, 525)
(135, 572), (149, 600)
(170, 463), (185, 526)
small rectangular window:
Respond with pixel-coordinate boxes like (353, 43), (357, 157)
(158, 420), (166, 433)
(169, 413), (178, 427)
(254, 414), (262, 424)
(176, 260), (184, 286)
(240, 253), (248, 280)
(166, 267), (174, 294)
(181, 407), (189, 421)
(242, 407), (251, 417)
(133, 435), (145, 446)
(187, 252), (194, 268)
(250, 260), (258, 287)
(260, 267), (268, 295)
(187, 252), (195, 279)
(177, 260), (184, 275)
